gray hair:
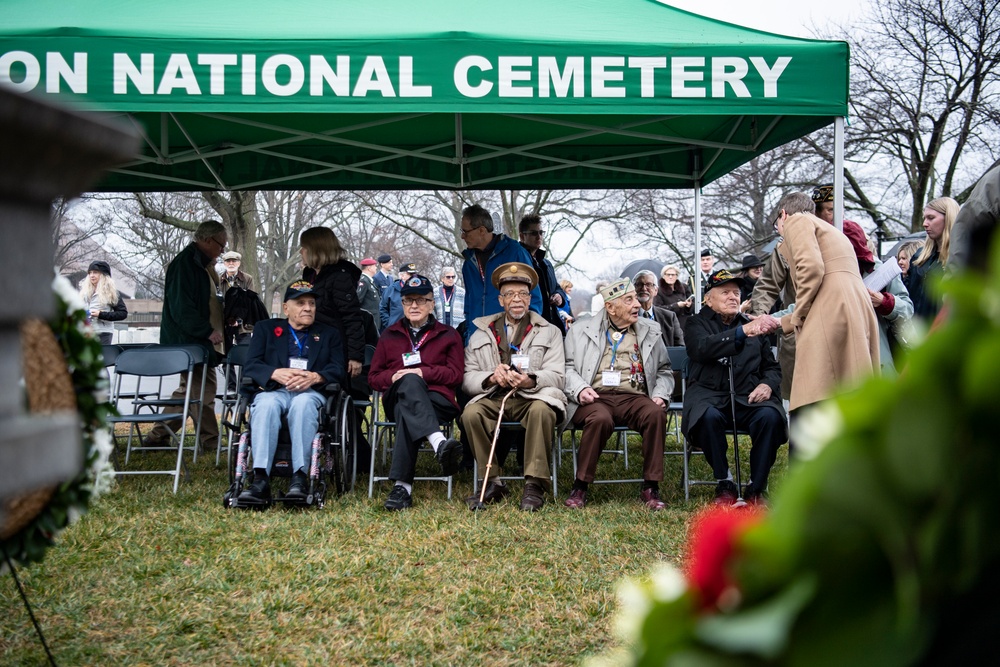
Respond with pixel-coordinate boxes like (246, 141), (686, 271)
(776, 192), (816, 217)
(194, 219), (226, 241)
(632, 269), (657, 284)
(462, 204), (494, 233)
(440, 266), (457, 279)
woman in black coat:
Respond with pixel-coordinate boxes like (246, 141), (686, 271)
(299, 227), (365, 379)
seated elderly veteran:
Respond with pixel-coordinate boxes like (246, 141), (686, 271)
(238, 281), (346, 505)
(563, 277), (674, 510)
(368, 274), (465, 511)
(683, 269), (786, 506)
(462, 262), (566, 512)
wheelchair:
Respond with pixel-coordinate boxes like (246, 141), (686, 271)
(223, 380), (357, 510)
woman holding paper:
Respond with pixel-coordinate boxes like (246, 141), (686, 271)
(842, 221), (913, 374)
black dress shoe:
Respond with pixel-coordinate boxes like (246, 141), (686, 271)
(384, 484), (413, 511)
(237, 475), (271, 506)
(436, 438), (462, 476)
(286, 471), (308, 500)
(466, 480), (510, 509)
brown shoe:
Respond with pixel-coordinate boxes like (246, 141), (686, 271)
(520, 482), (546, 512)
(640, 487), (666, 511)
(564, 488), (586, 509)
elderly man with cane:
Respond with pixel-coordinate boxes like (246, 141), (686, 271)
(683, 270), (786, 506)
(563, 277), (674, 510)
(462, 262), (566, 512)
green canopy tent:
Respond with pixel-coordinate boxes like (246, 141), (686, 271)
(0, 0), (849, 300)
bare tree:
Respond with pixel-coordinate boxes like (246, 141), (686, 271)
(826, 0), (1000, 231)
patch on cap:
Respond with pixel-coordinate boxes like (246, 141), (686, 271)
(600, 278), (634, 303)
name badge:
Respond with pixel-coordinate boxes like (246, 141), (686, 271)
(402, 351), (422, 367)
(289, 357), (308, 370)
(510, 354), (530, 372)
(602, 370), (621, 387)
(444, 304), (452, 312)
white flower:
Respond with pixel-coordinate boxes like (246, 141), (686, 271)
(89, 428), (116, 496)
(791, 401), (844, 461)
(649, 562), (687, 602)
(51, 272), (86, 312)
(614, 578), (653, 645)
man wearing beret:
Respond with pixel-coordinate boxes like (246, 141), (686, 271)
(237, 281), (346, 506)
(684, 270), (785, 506)
(462, 262), (566, 511)
(563, 278), (674, 510)
(378, 262), (416, 332)
(374, 254), (394, 297)
(369, 274), (465, 510)
(357, 257), (382, 331)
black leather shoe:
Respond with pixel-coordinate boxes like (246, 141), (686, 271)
(286, 471), (308, 500)
(466, 480), (510, 509)
(384, 484), (413, 511)
(713, 480), (739, 506)
(436, 438), (462, 476)
(237, 474), (271, 506)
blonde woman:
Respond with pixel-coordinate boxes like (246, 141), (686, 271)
(299, 227), (365, 378)
(907, 197), (960, 320)
(79, 260), (127, 344)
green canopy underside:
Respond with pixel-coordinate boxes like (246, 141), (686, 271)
(0, 0), (849, 191)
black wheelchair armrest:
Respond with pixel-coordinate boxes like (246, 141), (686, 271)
(322, 382), (341, 394)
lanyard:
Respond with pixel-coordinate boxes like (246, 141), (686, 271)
(411, 330), (432, 353)
(291, 329), (307, 357)
(605, 329), (625, 370)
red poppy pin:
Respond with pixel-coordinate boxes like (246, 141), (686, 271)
(274, 326), (283, 337)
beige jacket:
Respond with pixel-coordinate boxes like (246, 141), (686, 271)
(463, 312), (567, 421)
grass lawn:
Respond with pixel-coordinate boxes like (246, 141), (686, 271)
(1, 430), (787, 666)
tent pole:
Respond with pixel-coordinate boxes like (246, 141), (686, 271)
(455, 113), (464, 188)
(693, 181), (702, 313)
(834, 116), (845, 232)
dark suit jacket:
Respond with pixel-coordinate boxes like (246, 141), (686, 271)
(645, 305), (684, 347)
(244, 318), (345, 393)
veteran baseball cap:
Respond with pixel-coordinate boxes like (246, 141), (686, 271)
(705, 269), (744, 291)
(399, 262), (418, 274)
(283, 280), (319, 302)
(491, 262), (538, 290)
(400, 275), (433, 296)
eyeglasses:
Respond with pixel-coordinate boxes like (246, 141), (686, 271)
(460, 226), (479, 237)
(402, 297), (433, 306)
(523, 230), (544, 237)
(443, 274), (457, 279)
(634, 282), (656, 290)
(500, 290), (531, 300)
(772, 210), (784, 231)
(210, 237), (227, 251)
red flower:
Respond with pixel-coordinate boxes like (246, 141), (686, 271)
(274, 326), (283, 337)
(685, 505), (763, 610)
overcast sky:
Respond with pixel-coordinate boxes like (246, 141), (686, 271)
(661, 0), (866, 38)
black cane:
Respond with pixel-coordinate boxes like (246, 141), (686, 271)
(727, 357), (747, 507)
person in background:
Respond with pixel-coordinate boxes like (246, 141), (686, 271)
(460, 204), (541, 343)
(518, 213), (570, 335)
(380, 262), (417, 332)
(632, 270), (684, 347)
(737, 254), (765, 312)
(692, 249), (715, 295)
(557, 280), (576, 327)
(907, 197), (960, 322)
(433, 266), (466, 329)
(79, 260), (127, 345)
(357, 257), (382, 331)
(374, 254), (394, 297)
(219, 250), (255, 348)
(653, 265), (694, 331)
(589, 280), (609, 317)
(895, 241), (921, 292)
(144, 220), (227, 451)
(368, 275), (464, 511)
(299, 227), (365, 381)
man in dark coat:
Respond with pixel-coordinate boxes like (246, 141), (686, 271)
(633, 269), (685, 347)
(518, 213), (570, 336)
(237, 281), (346, 506)
(145, 220), (227, 450)
(683, 269), (786, 506)
(357, 257), (382, 331)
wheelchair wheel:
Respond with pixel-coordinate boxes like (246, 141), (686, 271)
(327, 392), (356, 497)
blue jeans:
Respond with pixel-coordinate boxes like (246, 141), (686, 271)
(250, 388), (324, 475)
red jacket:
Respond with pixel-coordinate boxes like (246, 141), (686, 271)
(368, 319), (465, 408)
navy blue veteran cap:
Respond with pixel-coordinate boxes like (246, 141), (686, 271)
(400, 274), (433, 296)
(283, 280), (319, 302)
(705, 269), (744, 291)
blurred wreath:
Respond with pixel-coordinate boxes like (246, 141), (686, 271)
(0, 275), (115, 569)
(594, 234), (1000, 666)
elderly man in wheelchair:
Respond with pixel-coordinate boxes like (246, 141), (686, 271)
(234, 280), (345, 507)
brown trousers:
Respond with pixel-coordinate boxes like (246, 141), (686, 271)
(571, 392), (665, 483)
(464, 395), (556, 488)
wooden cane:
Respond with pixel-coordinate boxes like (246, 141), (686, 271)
(478, 387), (518, 505)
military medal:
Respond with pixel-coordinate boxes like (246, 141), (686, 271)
(611, 331), (623, 342)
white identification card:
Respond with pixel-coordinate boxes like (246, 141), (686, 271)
(402, 351), (422, 367)
(444, 303), (452, 312)
(289, 357), (308, 370)
(602, 370), (621, 387)
(510, 354), (530, 372)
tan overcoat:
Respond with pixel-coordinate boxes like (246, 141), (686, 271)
(778, 212), (879, 410)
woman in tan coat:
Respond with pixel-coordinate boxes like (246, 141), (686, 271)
(774, 192), (880, 411)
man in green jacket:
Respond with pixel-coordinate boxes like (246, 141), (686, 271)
(144, 220), (227, 450)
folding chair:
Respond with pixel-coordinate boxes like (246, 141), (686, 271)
(217, 342), (250, 467)
(472, 421), (560, 499)
(107, 346), (197, 493)
(566, 424), (643, 485)
(367, 390), (454, 499)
